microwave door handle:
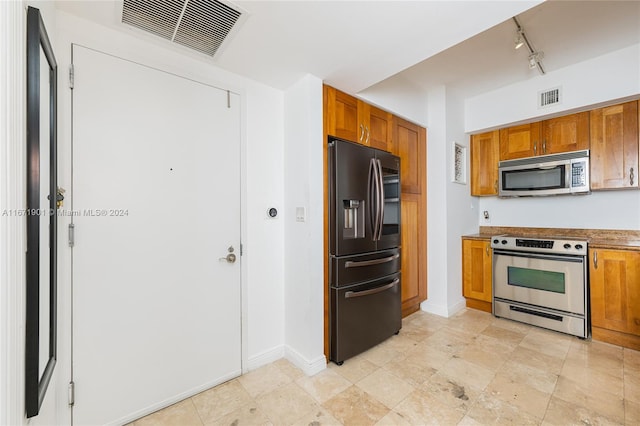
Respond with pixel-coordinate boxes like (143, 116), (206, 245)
(376, 159), (384, 241)
(538, 165), (558, 170)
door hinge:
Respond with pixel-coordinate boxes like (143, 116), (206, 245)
(68, 381), (75, 406)
(227, 90), (230, 109)
(68, 223), (75, 247)
(69, 64), (74, 89)
(240, 243), (243, 256)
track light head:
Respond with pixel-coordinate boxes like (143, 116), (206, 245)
(514, 31), (524, 50)
(529, 52), (544, 69)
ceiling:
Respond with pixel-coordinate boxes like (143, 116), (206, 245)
(55, 0), (640, 99)
(387, 0), (640, 99)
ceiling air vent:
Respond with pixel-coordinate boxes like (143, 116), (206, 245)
(538, 87), (562, 108)
(122, 0), (244, 57)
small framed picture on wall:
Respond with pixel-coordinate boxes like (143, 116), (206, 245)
(452, 142), (467, 184)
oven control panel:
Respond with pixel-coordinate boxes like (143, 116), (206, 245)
(491, 235), (588, 255)
(516, 239), (554, 249)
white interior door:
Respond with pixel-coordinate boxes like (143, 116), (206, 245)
(71, 45), (241, 425)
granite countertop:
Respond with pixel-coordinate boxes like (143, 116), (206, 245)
(462, 226), (640, 250)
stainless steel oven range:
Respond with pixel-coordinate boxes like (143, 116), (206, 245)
(492, 235), (588, 338)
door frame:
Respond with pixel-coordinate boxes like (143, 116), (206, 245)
(67, 44), (249, 422)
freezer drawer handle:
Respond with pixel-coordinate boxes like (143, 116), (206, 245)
(344, 253), (399, 268)
(345, 278), (399, 299)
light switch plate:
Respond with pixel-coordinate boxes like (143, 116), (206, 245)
(296, 207), (306, 222)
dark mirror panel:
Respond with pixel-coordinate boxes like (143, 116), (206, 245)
(25, 6), (57, 418)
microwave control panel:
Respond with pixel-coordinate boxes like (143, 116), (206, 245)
(571, 161), (587, 187)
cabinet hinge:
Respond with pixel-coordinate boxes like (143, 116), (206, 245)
(69, 64), (74, 89)
(68, 223), (75, 247)
(227, 90), (230, 108)
(68, 381), (75, 406)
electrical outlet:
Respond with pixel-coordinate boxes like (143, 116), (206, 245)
(483, 210), (491, 223)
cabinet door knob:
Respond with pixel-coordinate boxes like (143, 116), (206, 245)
(543, 140), (546, 154)
(533, 142), (537, 155)
(593, 251), (598, 269)
(631, 167), (635, 186)
(365, 126), (370, 145)
(486, 245), (489, 256)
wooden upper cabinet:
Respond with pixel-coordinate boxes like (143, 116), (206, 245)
(392, 116), (426, 194)
(324, 85), (392, 149)
(590, 248), (640, 338)
(542, 112), (590, 155)
(360, 102), (393, 151)
(590, 101), (639, 190)
(499, 112), (589, 160)
(470, 130), (500, 196)
(499, 123), (541, 160)
(324, 86), (359, 142)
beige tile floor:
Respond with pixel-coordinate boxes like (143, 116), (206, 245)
(130, 309), (640, 425)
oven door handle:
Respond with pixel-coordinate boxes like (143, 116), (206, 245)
(345, 278), (399, 298)
(493, 249), (585, 263)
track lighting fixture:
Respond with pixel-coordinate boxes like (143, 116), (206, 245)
(514, 31), (524, 50)
(529, 52), (543, 69)
(513, 16), (545, 75)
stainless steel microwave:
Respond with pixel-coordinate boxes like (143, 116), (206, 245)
(498, 150), (590, 197)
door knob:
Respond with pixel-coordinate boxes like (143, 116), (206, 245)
(220, 253), (237, 263)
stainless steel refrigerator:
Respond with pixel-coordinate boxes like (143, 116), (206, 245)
(328, 137), (401, 365)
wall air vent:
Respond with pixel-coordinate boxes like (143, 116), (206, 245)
(538, 87), (562, 108)
(122, 0), (244, 57)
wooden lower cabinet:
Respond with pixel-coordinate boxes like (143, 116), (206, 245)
(589, 248), (640, 350)
(462, 238), (492, 313)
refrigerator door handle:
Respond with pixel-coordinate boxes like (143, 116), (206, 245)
(344, 278), (399, 299)
(368, 158), (380, 241)
(344, 253), (400, 268)
(376, 159), (384, 241)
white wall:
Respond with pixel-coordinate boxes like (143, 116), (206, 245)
(1, 2), (64, 425)
(6, 7), (288, 425)
(422, 86), (449, 316)
(465, 44), (640, 133)
(420, 87), (476, 317)
(359, 76), (428, 126)
(467, 42), (640, 231)
(283, 75), (326, 375)
(444, 92), (477, 312)
(1, 1), (27, 424)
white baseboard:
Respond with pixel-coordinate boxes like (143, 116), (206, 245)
(245, 344), (327, 377)
(284, 345), (326, 376)
(245, 345), (285, 372)
(420, 298), (467, 318)
(447, 299), (467, 317)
